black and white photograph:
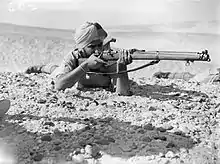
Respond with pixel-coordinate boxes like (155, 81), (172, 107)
(0, 0), (220, 163)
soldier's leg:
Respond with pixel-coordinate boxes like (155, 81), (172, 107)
(41, 63), (59, 74)
(25, 63), (58, 74)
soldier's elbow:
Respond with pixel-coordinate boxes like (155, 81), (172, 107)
(54, 79), (66, 91)
(55, 78), (75, 91)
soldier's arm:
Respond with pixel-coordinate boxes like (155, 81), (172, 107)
(53, 52), (88, 90)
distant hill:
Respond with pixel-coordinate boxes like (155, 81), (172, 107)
(0, 23), (73, 39)
(0, 20), (219, 39)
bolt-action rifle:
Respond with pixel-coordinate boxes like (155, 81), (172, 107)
(95, 48), (210, 63)
(78, 38), (211, 96)
(78, 38), (211, 75)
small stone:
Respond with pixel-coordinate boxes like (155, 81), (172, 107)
(157, 127), (166, 132)
(165, 151), (175, 158)
(54, 128), (62, 136)
(179, 126), (190, 134)
(105, 136), (115, 143)
(17, 129), (26, 134)
(37, 99), (46, 104)
(109, 146), (122, 155)
(120, 145), (132, 152)
(36, 139), (42, 144)
(22, 117), (29, 121)
(148, 106), (157, 111)
(174, 131), (184, 136)
(32, 153), (44, 161)
(154, 136), (167, 141)
(66, 155), (73, 161)
(179, 148), (188, 154)
(158, 158), (170, 164)
(22, 153), (29, 159)
(80, 148), (85, 154)
(84, 145), (93, 156)
(69, 152), (73, 157)
(78, 140), (88, 147)
(130, 143), (138, 149)
(32, 146), (39, 151)
(106, 100), (115, 107)
(168, 92), (181, 96)
(137, 129), (145, 134)
(192, 138), (200, 144)
(30, 151), (34, 156)
(166, 142), (176, 148)
(141, 136), (152, 142)
(164, 125), (174, 131)
(73, 148), (81, 155)
(180, 93), (188, 97)
(131, 125), (140, 131)
(44, 121), (55, 127)
(40, 129), (49, 134)
(158, 152), (165, 158)
(94, 139), (110, 145)
(41, 135), (52, 142)
(143, 123), (154, 130)
(54, 146), (62, 151)
(72, 154), (86, 163)
(98, 117), (113, 123)
(53, 139), (62, 145)
(85, 144), (100, 157)
(77, 107), (88, 111)
(145, 155), (155, 161)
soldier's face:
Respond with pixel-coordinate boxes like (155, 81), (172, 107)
(84, 39), (103, 57)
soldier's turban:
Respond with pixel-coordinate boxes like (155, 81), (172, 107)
(74, 22), (107, 49)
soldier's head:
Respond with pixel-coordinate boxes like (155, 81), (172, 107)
(74, 22), (107, 56)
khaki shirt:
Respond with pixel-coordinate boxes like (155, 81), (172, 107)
(51, 49), (82, 79)
(50, 49), (111, 88)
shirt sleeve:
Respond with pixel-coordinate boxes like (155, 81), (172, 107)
(51, 51), (78, 79)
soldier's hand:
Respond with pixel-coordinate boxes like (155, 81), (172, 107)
(117, 49), (133, 65)
(85, 54), (107, 70)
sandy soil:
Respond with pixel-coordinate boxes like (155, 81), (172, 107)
(0, 24), (220, 164)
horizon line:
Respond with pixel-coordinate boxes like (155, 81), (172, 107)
(0, 19), (219, 31)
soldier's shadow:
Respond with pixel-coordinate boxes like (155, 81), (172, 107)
(3, 114), (196, 161)
(129, 80), (208, 101)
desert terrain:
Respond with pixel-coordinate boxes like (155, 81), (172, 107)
(0, 22), (220, 164)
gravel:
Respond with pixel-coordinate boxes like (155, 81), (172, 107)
(0, 71), (220, 164)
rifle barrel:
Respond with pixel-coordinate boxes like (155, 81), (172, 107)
(101, 50), (211, 62)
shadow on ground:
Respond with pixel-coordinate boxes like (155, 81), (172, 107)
(1, 114), (195, 164)
(130, 81), (208, 101)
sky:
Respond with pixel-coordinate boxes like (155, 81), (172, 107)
(0, 0), (219, 29)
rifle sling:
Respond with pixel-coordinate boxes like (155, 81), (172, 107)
(86, 62), (155, 75)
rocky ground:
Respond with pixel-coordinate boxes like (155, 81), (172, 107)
(0, 71), (220, 164)
(0, 24), (220, 163)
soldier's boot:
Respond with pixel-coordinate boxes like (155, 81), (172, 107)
(24, 65), (45, 74)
